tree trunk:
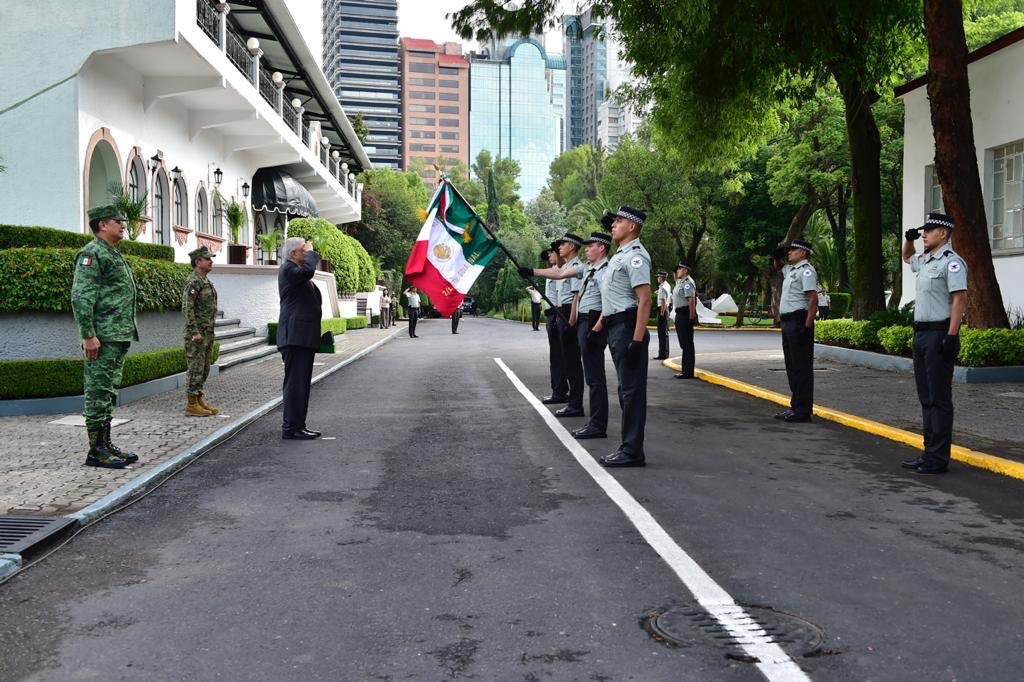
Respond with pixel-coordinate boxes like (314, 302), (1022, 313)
(836, 76), (885, 319)
(783, 189), (817, 245)
(924, 0), (1009, 328)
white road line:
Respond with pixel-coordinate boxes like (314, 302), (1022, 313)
(494, 357), (811, 682)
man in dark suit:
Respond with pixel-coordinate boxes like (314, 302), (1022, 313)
(277, 236), (323, 440)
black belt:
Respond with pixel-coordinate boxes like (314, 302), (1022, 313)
(560, 303), (573, 313)
(779, 310), (807, 321)
(914, 320), (950, 331)
(604, 308), (638, 327)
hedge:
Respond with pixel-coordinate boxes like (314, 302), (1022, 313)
(1, 224), (175, 261)
(266, 317), (348, 345)
(0, 343), (219, 400)
(286, 218), (376, 294)
(877, 325), (914, 356)
(343, 316), (368, 330)
(828, 292), (852, 318)
(818, 321), (1024, 367)
(0, 248), (193, 313)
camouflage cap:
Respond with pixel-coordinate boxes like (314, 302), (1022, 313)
(87, 204), (127, 222)
(188, 246), (216, 261)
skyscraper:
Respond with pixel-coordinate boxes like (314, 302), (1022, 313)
(563, 8), (623, 149)
(469, 37), (567, 201)
(323, 0), (401, 169)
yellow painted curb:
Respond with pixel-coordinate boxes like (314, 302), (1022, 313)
(661, 358), (1024, 482)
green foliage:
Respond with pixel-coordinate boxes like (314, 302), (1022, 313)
(877, 325), (914, 356)
(287, 217), (360, 292)
(472, 150), (522, 209)
(959, 327), (1024, 367)
(353, 112), (369, 144)
(267, 318), (347, 345)
(820, 321), (1024, 367)
(218, 191), (248, 244)
(0, 248), (192, 313)
(107, 183), (149, 241)
(256, 229), (284, 258)
(547, 144), (603, 210)
(0, 224), (174, 260)
(0, 343), (218, 400)
(829, 293), (852, 318)
(349, 168), (431, 273)
(371, 314), (380, 325)
(343, 316), (368, 330)
(525, 188), (567, 241)
(813, 319), (872, 348)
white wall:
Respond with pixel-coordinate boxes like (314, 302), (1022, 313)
(0, 311), (184, 361)
(900, 40), (1024, 314)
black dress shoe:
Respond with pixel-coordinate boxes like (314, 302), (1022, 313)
(601, 450), (645, 467)
(572, 425), (607, 439)
(773, 410), (795, 420)
(652, 355), (667, 360)
(541, 394), (569, 405)
(555, 406), (585, 418)
(674, 373), (694, 379)
(901, 456), (926, 470)
(301, 428), (321, 438)
(782, 413), (812, 423)
(915, 462), (949, 475)
(282, 430), (318, 440)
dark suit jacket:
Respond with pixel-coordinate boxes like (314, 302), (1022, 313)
(277, 251), (323, 349)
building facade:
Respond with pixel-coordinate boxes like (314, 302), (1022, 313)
(469, 37), (567, 201)
(562, 10), (608, 149)
(896, 27), (1024, 315)
(596, 98), (645, 151)
(323, 0), (400, 168)
(399, 38), (470, 186)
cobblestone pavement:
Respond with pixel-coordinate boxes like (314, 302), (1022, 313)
(675, 346), (1024, 463)
(0, 324), (405, 515)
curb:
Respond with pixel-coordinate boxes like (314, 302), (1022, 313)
(662, 357), (1024, 482)
(0, 554), (22, 581)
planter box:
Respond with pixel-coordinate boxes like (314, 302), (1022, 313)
(227, 244), (248, 265)
(318, 258), (334, 273)
(814, 343), (1024, 383)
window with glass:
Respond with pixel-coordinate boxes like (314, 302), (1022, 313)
(153, 171), (169, 245)
(926, 165), (944, 215)
(439, 92), (459, 101)
(441, 131), (459, 140)
(439, 79), (459, 88)
(992, 141), (1024, 252)
(408, 117), (436, 125)
(127, 156), (144, 202)
(439, 118), (459, 127)
(410, 143), (436, 152)
(439, 67), (460, 75)
(440, 145), (459, 153)
(212, 192), (223, 238)
(439, 105), (459, 114)
(410, 130), (436, 139)
(409, 63), (435, 74)
(196, 187), (208, 234)
(409, 104), (435, 112)
(410, 91), (436, 100)
(408, 77), (435, 86)
(173, 179), (187, 227)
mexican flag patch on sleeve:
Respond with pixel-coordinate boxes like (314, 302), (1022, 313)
(80, 256), (92, 266)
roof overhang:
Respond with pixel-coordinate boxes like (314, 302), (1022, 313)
(894, 25), (1024, 98)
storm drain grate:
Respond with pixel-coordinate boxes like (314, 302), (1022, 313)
(0, 515), (77, 556)
(645, 602), (827, 660)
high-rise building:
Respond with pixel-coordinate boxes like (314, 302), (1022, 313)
(399, 38), (470, 186)
(596, 98), (645, 151)
(563, 8), (628, 149)
(469, 37), (567, 201)
(323, 0), (401, 169)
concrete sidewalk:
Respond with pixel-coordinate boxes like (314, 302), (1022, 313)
(0, 324), (405, 516)
(669, 347), (1024, 465)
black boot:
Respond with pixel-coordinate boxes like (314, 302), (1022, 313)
(103, 423), (138, 464)
(85, 428), (126, 469)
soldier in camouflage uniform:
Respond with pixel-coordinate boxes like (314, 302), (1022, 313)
(183, 246), (219, 416)
(71, 204), (140, 469)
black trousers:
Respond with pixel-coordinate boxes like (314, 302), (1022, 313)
(280, 345), (316, 433)
(780, 317), (814, 417)
(408, 308), (418, 336)
(675, 307), (695, 376)
(607, 312), (649, 457)
(546, 309), (568, 397)
(557, 304), (585, 410)
(656, 311), (670, 358)
(913, 330), (957, 465)
(576, 311), (609, 432)
(451, 312), (460, 334)
(531, 302), (541, 330)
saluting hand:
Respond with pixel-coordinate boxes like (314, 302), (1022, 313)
(83, 336), (101, 361)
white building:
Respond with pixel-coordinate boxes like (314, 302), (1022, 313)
(0, 0), (369, 266)
(897, 26), (1024, 314)
(596, 98), (645, 151)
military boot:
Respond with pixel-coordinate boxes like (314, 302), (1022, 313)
(103, 423), (138, 464)
(197, 393), (219, 415)
(84, 428), (127, 469)
(186, 394), (213, 416)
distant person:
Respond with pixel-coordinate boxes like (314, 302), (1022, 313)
(672, 262), (697, 379)
(527, 285), (542, 331)
(540, 246), (569, 403)
(404, 285), (421, 337)
(817, 286), (831, 320)
(71, 205), (140, 469)
(380, 289), (391, 328)
(451, 304), (461, 334)
(654, 271), (671, 360)
(775, 240), (818, 423)
(277, 237), (322, 440)
(183, 246), (219, 417)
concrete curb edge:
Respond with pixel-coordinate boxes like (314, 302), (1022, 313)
(0, 554), (22, 581)
(662, 357), (1024, 482)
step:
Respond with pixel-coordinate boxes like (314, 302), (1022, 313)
(215, 336), (269, 355)
(214, 326), (255, 341)
(215, 317), (241, 328)
(215, 343), (279, 370)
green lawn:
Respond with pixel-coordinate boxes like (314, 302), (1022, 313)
(714, 315), (776, 327)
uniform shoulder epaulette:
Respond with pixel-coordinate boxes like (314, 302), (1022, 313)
(943, 249), (953, 257)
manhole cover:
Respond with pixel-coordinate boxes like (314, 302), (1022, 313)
(646, 603), (826, 659)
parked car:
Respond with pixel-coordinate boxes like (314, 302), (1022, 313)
(461, 297), (478, 316)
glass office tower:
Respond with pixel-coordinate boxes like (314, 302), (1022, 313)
(469, 38), (567, 201)
(563, 9), (611, 149)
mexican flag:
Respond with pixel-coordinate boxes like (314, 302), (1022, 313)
(404, 178), (500, 317)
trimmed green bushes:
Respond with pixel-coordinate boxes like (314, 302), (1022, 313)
(267, 318), (347, 345)
(1, 224), (175, 261)
(828, 292), (852, 318)
(0, 343), (219, 400)
(0, 248), (193, 313)
(286, 217), (377, 294)
(343, 316), (368, 330)
(959, 328), (1024, 367)
(877, 325), (914, 356)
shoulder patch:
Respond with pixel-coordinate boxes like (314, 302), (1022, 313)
(80, 256), (93, 267)
(683, 283), (692, 290)
(948, 261), (962, 273)
(630, 255), (644, 268)
(803, 268), (813, 277)
(189, 287), (199, 297)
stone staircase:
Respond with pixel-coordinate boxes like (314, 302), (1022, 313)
(213, 311), (277, 370)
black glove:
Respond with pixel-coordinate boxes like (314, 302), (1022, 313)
(798, 325), (813, 344)
(940, 334), (959, 363)
(625, 340), (644, 367)
(586, 330), (603, 352)
(905, 228), (920, 242)
(518, 266), (534, 279)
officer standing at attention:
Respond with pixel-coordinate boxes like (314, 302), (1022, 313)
(568, 231), (612, 439)
(526, 285), (542, 330)
(672, 262), (697, 379)
(451, 304), (461, 334)
(522, 233), (587, 418)
(775, 239), (818, 423)
(404, 285), (421, 338)
(901, 212), (967, 475)
(71, 205), (140, 469)
(654, 272), (672, 360)
(183, 246), (219, 417)
(541, 246), (569, 404)
(589, 206), (652, 467)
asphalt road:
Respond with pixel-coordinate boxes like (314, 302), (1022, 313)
(2, 319), (1023, 681)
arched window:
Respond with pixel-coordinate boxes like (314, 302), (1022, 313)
(255, 212), (268, 264)
(173, 178), (187, 227)
(153, 169), (170, 245)
(126, 153), (146, 203)
(212, 192), (223, 238)
(196, 186), (208, 234)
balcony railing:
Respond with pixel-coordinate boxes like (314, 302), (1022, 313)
(195, 0), (361, 204)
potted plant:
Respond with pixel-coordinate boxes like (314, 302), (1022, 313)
(221, 193), (249, 264)
(257, 228), (284, 265)
(108, 183), (150, 240)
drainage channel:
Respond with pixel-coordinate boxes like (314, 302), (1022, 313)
(644, 602), (833, 663)
(0, 515), (78, 560)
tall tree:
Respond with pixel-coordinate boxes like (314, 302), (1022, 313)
(472, 150), (522, 209)
(348, 168), (430, 272)
(923, 0), (1009, 328)
(525, 188), (567, 241)
(547, 144), (603, 210)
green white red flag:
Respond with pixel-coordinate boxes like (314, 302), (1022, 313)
(404, 178), (499, 317)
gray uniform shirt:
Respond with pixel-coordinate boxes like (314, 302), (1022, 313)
(910, 246), (968, 322)
(560, 256), (586, 302)
(545, 277), (561, 307)
(600, 239), (652, 316)
(779, 259), (818, 315)
(672, 277), (696, 309)
(405, 291), (420, 308)
(656, 281), (671, 308)
(577, 258), (609, 314)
